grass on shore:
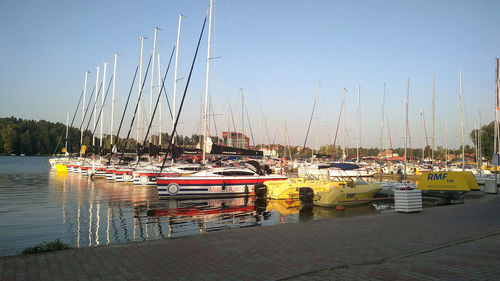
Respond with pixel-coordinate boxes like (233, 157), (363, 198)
(21, 239), (72, 255)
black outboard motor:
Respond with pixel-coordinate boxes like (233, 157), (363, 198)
(254, 183), (268, 197)
(299, 187), (314, 203)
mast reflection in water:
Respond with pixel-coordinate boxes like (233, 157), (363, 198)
(0, 157), (383, 257)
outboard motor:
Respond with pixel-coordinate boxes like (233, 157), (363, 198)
(254, 198), (268, 213)
(299, 187), (315, 203)
(254, 183), (268, 198)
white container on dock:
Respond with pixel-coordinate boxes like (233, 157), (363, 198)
(484, 179), (498, 194)
(394, 189), (422, 213)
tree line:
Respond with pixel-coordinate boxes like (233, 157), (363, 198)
(0, 116), (494, 159)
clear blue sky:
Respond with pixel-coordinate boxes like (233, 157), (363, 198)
(1, 0), (499, 150)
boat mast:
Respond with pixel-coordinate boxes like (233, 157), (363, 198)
(432, 75), (435, 169)
(227, 98), (231, 146)
(314, 83), (319, 161)
(137, 36), (146, 146)
(100, 62), (107, 148)
(313, 82), (320, 162)
(380, 83), (385, 161)
(65, 112), (69, 154)
(173, 16), (184, 141)
(202, 0), (213, 163)
(404, 79), (409, 182)
(342, 87), (346, 161)
(241, 88), (244, 148)
(356, 84), (360, 163)
(81, 71), (89, 149)
(93, 66), (100, 147)
(157, 53), (162, 146)
(460, 71), (465, 171)
(421, 107), (424, 161)
(110, 54), (118, 148)
(150, 27), (159, 145)
(477, 110), (483, 174)
(446, 120), (448, 163)
(259, 108), (263, 151)
(495, 58), (500, 154)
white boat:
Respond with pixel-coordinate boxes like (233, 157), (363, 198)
(156, 165), (287, 198)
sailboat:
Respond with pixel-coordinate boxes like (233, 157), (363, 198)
(156, 0), (287, 198)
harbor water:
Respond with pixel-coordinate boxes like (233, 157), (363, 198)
(0, 156), (390, 257)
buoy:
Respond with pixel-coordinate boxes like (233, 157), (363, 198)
(336, 205), (345, 211)
(285, 197), (293, 205)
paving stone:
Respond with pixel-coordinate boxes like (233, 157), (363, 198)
(2, 194), (500, 280)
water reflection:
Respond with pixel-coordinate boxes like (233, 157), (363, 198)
(0, 157), (391, 257)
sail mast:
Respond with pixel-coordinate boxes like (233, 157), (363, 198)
(65, 112), (69, 154)
(100, 62), (107, 148)
(380, 83), (385, 160)
(137, 36), (146, 145)
(157, 53), (162, 146)
(81, 71), (89, 148)
(241, 88), (244, 148)
(150, 27), (159, 145)
(432, 75), (435, 169)
(460, 71), (465, 171)
(202, 0), (214, 163)
(404, 79), (409, 182)
(111, 54), (118, 147)
(173, 16), (184, 139)
(93, 66), (100, 147)
(356, 84), (360, 163)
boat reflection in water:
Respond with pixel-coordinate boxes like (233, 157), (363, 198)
(27, 170), (388, 256)
(144, 197), (264, 238)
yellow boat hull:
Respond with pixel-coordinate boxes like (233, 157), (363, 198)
(55, 164), (67, 173)
(264, 178), (345, 200)
(312, 182), (382, 207)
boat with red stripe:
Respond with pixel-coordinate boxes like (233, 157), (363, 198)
(156, 166), (286, 198)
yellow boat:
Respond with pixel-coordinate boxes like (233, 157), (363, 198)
(264, 178), (344, 200)
(307, 180), (382, 207)
(55, 163), (68, 173)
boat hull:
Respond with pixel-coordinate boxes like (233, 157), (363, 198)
(157, 176), (286, 198)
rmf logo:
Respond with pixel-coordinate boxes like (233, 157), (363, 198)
(427, 173), (448, 180)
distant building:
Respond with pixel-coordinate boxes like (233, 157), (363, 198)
(222, 132), (249, 149)
(377, 149), (399, 159)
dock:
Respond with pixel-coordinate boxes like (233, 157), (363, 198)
(2, 193), (500, 280)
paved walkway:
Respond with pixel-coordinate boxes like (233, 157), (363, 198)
(2, 193), (500, 281)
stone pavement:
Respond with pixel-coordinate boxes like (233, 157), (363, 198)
(2, 193), (500, 281)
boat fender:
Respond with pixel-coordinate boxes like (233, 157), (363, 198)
(299, 187), (314, 203)
(280, 158), (288, 168)
(222, 181), (226, 191)
(336, 205), (345, 211)
(254, 183), (268, 197)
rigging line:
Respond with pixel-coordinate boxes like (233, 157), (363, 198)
(161, 76), (174, 120)
(210, 97), (219, 141)
(91, 74), (114, 144)
(244, 105), (255, 147)
(272, 126), (279, 146)
(56, 89), (84, 156)
(83, 81), (104, 136)
(141, 45), (176, 149)
(303, 88), (320, 155)
(161, 15), (207, 171)
(331, 90), (346, 161)
(118, 54), (153, 164)
(78, 86), (96, 135)
(110, 65), (139, 159)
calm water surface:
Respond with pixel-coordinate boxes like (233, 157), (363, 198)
(0, 156), (388, 257)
